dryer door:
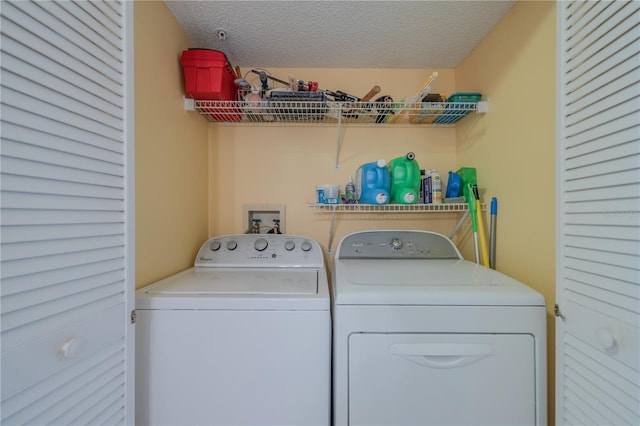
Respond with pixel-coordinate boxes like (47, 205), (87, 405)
(348, 333), (536, 426)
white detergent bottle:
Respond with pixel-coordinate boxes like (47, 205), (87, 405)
(430, 170), (442, 204)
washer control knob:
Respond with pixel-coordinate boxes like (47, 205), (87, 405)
(210, 241), (221, 251)
(226, 240), (238, 251)
(301, 241), (313, 252)
(284, 240), (296, 251)
(390, 238), (403, 250)
(254, 238), (268, 251)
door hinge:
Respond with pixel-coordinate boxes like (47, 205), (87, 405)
(554, 303), (565, 321)
(131, 309), (136, 324)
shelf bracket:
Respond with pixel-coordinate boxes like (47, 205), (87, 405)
(183, 96), (195, 111)
(326, 207), (338, 254)
(448, 210), (470, 239)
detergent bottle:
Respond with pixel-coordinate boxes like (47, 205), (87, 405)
(429, 170), (443, 204)
(388, 152), (421, 204)
(355, 159), (390, 205)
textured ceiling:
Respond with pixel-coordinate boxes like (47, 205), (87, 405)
(164, 0), (515, 69)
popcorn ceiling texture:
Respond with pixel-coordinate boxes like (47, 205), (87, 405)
(164, 0), (514, 69)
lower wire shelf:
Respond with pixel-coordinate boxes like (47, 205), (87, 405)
(308, 202), (486, 253)
(308, 202), (478, 213)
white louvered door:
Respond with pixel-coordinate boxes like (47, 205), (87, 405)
(556, 1), (640, 425)
(0, 0), (135, 424)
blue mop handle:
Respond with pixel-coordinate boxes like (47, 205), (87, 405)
(490, 197), (497, 269)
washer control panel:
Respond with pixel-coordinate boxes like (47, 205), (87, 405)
(195, 234), (324, 268)
(337, 230), (462, 260)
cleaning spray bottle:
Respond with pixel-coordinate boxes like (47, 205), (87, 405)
(388, 152), (421, 204)
(344, 176), (356, 204)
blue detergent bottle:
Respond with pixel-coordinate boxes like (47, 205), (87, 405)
(355, 159), (390, 205)
(388, 152), (421, 204)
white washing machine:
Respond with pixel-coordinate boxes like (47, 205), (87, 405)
(332, 230), (547, 426)
(136, 234), (331, 426)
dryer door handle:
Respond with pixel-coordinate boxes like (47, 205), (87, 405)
(390, 343), (495, 369)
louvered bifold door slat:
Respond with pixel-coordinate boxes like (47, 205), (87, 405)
(0, 1), (133, 425)
(557, 1), (640, 425)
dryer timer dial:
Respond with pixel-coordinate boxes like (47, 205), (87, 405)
(390, 238), (403, 250)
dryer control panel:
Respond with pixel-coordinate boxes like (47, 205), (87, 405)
(337, 230), (462, 259)
(195, 234), (324, 268)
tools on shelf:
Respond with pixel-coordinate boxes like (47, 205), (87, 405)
(180, 52), (486, 125)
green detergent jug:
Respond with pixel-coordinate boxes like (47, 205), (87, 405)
(388, 152), (421, 204)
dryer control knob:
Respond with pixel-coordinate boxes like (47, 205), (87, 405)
(284, 240), (296, 251)
(210, 241), (221, 251)
(226, 240), (238, 250)
(390, 238), (403, 250)
(254, 238), (268, 251)
(301, 241), (313, 252)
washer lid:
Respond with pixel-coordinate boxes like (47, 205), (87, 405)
(136, 267), (329, 310)
(332, 259), (545, 306)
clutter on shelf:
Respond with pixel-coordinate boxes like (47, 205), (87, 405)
(313, 153), (474, 208)
(180, 48), (485, 125)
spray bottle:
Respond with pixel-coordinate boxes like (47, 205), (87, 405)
(343, 176), (356, 204)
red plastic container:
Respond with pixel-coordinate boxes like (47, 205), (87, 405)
(181, 49), (240, 121)
(181, 49), (238, 101)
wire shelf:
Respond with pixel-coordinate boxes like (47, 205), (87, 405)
(308, 201), (486, 253)
(307, 202), (485, 213)
(194, 99), (480, 126)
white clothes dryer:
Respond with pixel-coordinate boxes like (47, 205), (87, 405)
(136, 234), (331, 426)
(332, 230), (547, 426)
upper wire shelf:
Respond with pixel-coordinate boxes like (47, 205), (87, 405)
(193, 99), (485, 126)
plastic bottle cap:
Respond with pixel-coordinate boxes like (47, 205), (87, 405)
(376, 159), (387, 168)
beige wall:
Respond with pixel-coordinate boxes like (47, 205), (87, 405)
(455, 1), (557, 423)
(209, 68), (462, 254)
(134, 1), (210, 288)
